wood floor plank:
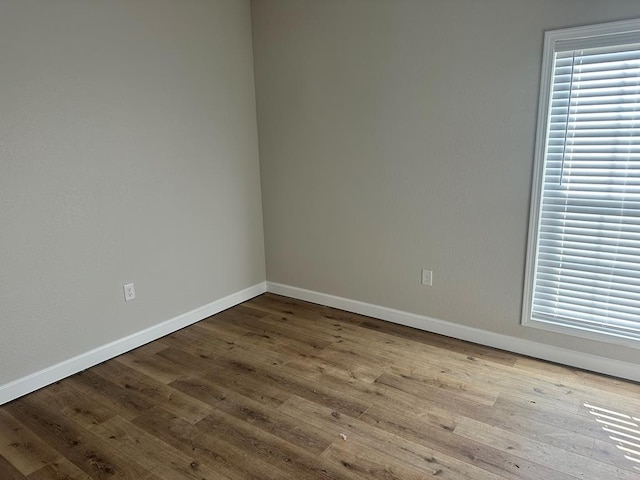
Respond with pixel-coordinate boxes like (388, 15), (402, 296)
(514, 356), (640, 398)
(279, 394), (504, 480)
(2, 293), (638, 479)
(462, 395), (596, 457)
(0, 454), (28, 480)
(0, 454), (27, 480)
(495, 393), (604, 439)
(285, 356), (382, 385)
(28, 380), (116, 431)
(359, 405), (576, 480)
(218, 310), (335, 351)
(91, 360), (214, 424)
(197, 305), (268, 341)
(226, 334), (300, 367)
(316, 343), (394, 375)
(384, 353), (585, 415)
(576, 391), (640, 423)
(157, 324), (237, 360)
(279, 356), (480, 433)
(194, 367), (290, 410)
(154, 345), (223, 378)
(275, 357), (468, 433)
(3, 396), (153, 479)
(0, 410), (62, 476)
(27, 457), (94, 480)
(191, 318), (251, 344)
(454, 416), (639, 479)
(285, 362), (462, 433)
(170, 376), (334, 455)
(92, 415), (227, 480)
(256, 312), (362, 345)
(196, 408), (361, 480)
(320, 441), (447, 480)
(65, 370), (155, 421)
(375, 370), (498, 407)
(229, 327), (331, 362)
(592, 438), (640, 475)
(358, 317), (519, 367)
(132, 405), (289, 480)
(114, 348), (188, 385)
(243, 294), (367, 326)
(210, 354), (370, 418)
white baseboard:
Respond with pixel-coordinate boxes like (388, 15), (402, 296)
(3, 279), (636, 406)
(266, 282), (640, 383)
(0, 282), (267, 406)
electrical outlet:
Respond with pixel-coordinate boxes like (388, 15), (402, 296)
(123, 283), (136, 302)
(421, 269), (433, 286)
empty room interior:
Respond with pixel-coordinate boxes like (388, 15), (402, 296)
(2, 0), (640, 478)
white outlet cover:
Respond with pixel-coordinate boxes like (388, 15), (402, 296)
(421, 269), (433, 286)
(123, 283), (136, 302)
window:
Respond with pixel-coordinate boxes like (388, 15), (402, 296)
(523, 19), (640, 347)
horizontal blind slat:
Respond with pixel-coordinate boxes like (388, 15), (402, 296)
(537, 260), (640, 279)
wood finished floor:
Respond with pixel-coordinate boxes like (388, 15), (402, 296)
(1, 294), (639, 479)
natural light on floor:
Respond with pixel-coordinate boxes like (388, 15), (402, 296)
(584, 402), (640, 471)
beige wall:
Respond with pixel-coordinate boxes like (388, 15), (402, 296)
(252, 0), (640, 364)
(0, 0), (265, 386)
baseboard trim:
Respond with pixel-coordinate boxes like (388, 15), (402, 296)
(266, 282), (640, 383)
(0, 282), (267, 406)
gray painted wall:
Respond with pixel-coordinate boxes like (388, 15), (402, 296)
(252, 0), (640, 364)
(0, 0), (265, 386)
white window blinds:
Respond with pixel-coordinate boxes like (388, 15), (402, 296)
(524, 20), (640, 345)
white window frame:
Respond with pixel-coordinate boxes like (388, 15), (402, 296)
(522, 18), (640, 349)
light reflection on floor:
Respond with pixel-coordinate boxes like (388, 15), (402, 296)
(585, 403), (640, 472)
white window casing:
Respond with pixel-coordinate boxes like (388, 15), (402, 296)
(523, 18), (640, 347)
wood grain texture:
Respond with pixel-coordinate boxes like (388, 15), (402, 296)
(1, 293), (639, 479)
